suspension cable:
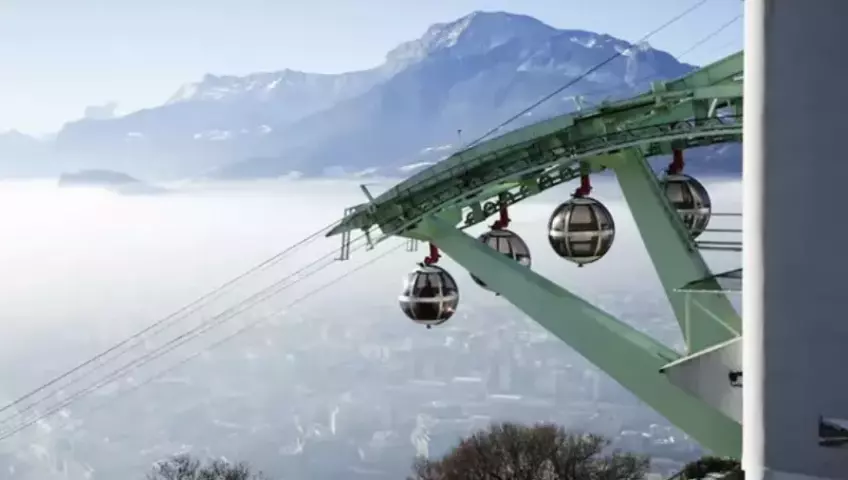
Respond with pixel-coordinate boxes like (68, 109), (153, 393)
(0, 107), (745, 437)
(0, 222), (357, 431)
(0, 219), (384, 438)
(0, 104), (745, 438)
(564, 12), (742, 103)
(0, 2), (740, 440)
(0, 240), (408, 442)
(0, 217), (341, 419)
(676, 13), (741, 59)
(458, 0), (710, 151)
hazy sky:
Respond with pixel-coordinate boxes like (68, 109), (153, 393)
(0, 0), (742, 135)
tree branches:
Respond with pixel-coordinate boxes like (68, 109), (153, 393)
(147, 454), (266, 480)
(409, 422), (650, 480)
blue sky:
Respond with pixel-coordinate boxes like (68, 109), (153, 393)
(0, 0), (742, 135)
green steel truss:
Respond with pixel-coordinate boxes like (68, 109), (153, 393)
(327, 51), (742, 239)
(327, 51), (745, 456)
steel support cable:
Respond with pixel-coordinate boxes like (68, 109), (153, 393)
(558, 13), (742, 103)
(676, 13), (741, 59)
(0, 217), (341, 420)
(458, 0), (710, 152)
(0, 110), (745, 439)
(0, 3), (736, 436)
(0, 222), (363, 432)
(0, 240), (407, 443)
(399, 8), (740, 198)
(0, 221), (389, 438)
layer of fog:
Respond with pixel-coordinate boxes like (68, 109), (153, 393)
(0, 176), (741, 478)
(0, 175), (741, 342)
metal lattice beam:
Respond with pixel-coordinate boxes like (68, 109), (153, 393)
(326, 50), (747, 457)
(327, 51), (743, 240)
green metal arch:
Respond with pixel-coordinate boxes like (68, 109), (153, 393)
(326, 50), (747, 457)
(328, 51), (743, 241)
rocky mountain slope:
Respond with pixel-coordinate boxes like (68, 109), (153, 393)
(7, 11), (741, 181)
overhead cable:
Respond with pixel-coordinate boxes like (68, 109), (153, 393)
(0, 240), (406, 442)
(0, 218), (341, 419)
(460, 0), (711, 151)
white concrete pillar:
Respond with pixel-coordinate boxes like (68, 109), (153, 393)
(744, 1), (848, 478)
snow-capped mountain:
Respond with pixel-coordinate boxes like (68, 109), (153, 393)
(166, 68), (386, 116)
(207, 12), (694, 179)
(36, 11), (735, 180)
(385, 11), (561, 68)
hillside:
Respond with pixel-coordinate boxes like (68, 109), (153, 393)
(7, 11), (739, 181)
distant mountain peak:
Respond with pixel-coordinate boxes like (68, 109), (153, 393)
(46, 11), (712, 182)
(164, 11), (648, 108)
(1, 129), (29, 138)
(0, 129), (41, 145)
(167, 69), (300, 104)
(430, 11), (556, 44)
(164, 65), (388, 108)
(385, 10), (558, 68)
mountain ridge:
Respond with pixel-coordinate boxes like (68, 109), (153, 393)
(3, 11), (737, 181)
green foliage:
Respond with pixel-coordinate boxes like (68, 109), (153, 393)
(409, 421), (650, 480)
(146, 454), (266, 480)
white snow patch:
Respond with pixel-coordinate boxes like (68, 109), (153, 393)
(616, 40), (649, 59)
(442, 15), (474, 48)
(615, 45), (633, 56)
(168, 81), (235, 103)
(624, 41), (651, 86)
(168, 84), (198, 103)
(265, 78), (282, 91)
(570, 36), (597, 48)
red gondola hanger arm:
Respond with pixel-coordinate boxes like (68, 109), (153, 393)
(666, 149), (685, 175)
(573, 174), (592, 198)
(423, 243), (441, 265)
(491, 203), (511, 230)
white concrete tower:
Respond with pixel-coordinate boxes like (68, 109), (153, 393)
(744, 1), (848, 478)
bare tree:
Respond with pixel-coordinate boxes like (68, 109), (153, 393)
(409, 422), (650, 480)
(147, 454), (265, 480)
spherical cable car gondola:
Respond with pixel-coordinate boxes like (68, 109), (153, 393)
(468, 202), (532, 292)
(547, 175), (616, 266)
(398, 245), (459, 328)
(662, 173), (712, 238)
(470, 229), (532, 291)
(661, 149), (713, 238)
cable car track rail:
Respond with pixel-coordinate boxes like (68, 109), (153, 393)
(328, 52), (742, 242)
(449, 0), (711, 154)
(0, 6), (743, 444)
(325, 50), (745, 457)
